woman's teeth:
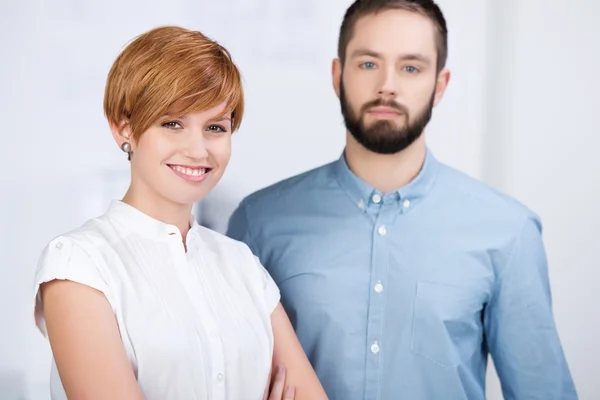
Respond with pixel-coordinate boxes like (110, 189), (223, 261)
(171, 165), (206, 176)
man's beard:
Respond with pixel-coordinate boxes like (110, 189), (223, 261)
(339, 81), (435, 155)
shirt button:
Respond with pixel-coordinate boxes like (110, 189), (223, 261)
(371, 341), (380, 354)
(374, 282), (383, 293)
(372, 194), (382, 204)
(403, 199), (411, 208)
(217, 373), (224, 382)
(55, 242), (63, 249)
(357, 200), (365, 210)
(378, 225), (387, 236)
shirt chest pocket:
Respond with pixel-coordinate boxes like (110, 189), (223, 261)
(410, 280), (486, 368)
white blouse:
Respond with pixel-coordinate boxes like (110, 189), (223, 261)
(33, 200), (280, 400)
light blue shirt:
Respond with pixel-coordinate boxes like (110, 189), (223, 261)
(226, 149), (577, 400)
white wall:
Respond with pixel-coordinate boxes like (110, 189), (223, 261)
(483, 1), (600, 398)
(0, 1), (596, 399)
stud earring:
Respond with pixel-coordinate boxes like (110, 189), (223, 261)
(121, 142), (131, 153)
(120, 142), (132, 161)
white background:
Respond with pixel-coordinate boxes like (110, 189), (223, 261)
(0, 0), (598, 398)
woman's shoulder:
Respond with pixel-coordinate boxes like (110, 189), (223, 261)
(192, 224), (254, 257)
(33, 217), (118, 338)
(191, 225), (265, 280)
(35, 211), (124, 282)
(42, 216), (113, 258)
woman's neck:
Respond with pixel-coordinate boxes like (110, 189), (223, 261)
(122, 183), (193, 242)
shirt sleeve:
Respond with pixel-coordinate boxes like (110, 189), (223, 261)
(227, 200), (280, 314)
(252, 255), (281, 315)
(33, 236), (112, 337)
(483, 216), (578, 399)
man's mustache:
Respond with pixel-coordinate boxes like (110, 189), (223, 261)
(361, 98), (408, 114)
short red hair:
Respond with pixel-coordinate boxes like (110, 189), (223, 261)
(104, 26), (244, 141)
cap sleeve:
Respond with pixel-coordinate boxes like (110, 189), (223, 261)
(33, 236), (112, 337)
(252, 255), (281, 314)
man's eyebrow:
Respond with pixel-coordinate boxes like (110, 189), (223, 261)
(349, 49), (431, 64)
(349, 49), (383, 59)
(398, 53), (431, 64)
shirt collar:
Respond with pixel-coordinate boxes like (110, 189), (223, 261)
(106, 200), (198, 239)
(333, 147), (439, 209)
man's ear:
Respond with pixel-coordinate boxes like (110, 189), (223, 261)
(332, 58), (342, 99)
(433, 68), (451, 107)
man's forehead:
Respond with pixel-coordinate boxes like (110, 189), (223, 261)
(348, 10), (437, 56)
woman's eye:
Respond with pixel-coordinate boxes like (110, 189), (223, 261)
(207, 125), (227, 133)
(161, 121), (182, 129)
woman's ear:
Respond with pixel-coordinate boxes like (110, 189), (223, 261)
(110, 119), (132, 147)
(110, 119), (134, 160)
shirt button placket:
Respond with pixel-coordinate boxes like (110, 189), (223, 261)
(365, 197), (394, 398)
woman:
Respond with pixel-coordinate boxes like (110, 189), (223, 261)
(33, 26), (328, 400)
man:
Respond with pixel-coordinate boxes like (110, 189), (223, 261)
(227, 0), (577, 399)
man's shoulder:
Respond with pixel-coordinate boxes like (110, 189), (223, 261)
(240, 160), (337, 211)
(436, 162), (540, 224)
